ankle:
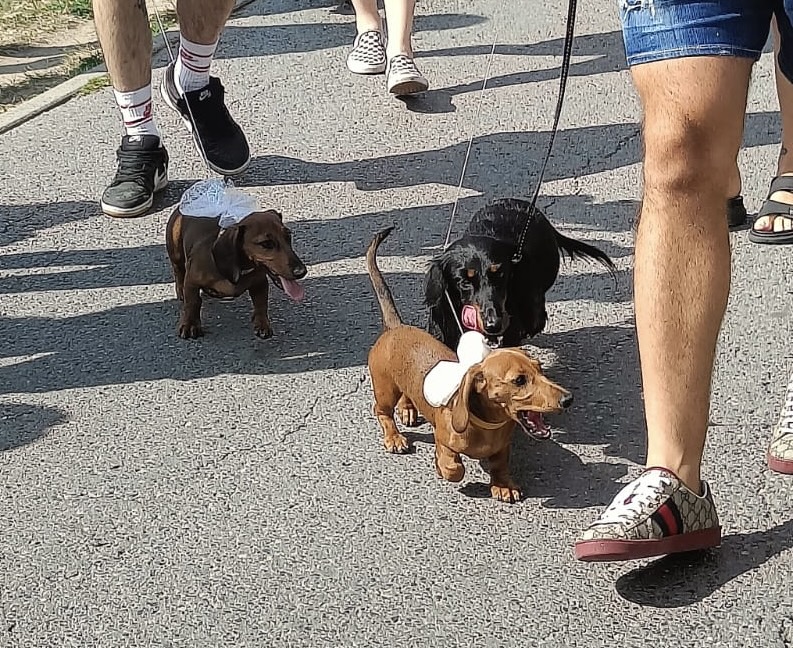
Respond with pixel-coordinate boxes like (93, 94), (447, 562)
(355, 15), (382, 35)
(386, 39), (414, 60)
(645, 458), (702, 494)
(114, 85), (160, 138)
(175, 35), (217, 94)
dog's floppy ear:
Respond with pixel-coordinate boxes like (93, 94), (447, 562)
(450, 364), (485, 433)
(424, 258), (447, 307)
(212, 225), (246, 284)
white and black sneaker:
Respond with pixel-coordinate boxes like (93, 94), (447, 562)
(386, 54), (428, 95)
(160, 62), (250, 176)
(347, 30), (386, 75)
(100, 134), (169, 218)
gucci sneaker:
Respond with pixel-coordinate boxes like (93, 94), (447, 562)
(768, 373), (793, 474)
(347, 30), (386, 74)
(574, 467), (721, 562)
(100, 135), (169, 218)
(160, 62), (250, 176)
(386, 54), (428, 95)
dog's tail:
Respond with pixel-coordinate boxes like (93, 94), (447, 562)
(554, 230), (617, 274)
(365, 226), (402, 330)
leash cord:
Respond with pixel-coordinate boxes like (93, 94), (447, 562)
(513, 0), (578, 262)
(150, 3), (214, 176)
(438, 0), (578, 334)
(443, 22), (502, 251)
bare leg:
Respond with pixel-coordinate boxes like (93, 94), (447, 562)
(382, 0), (416, 59)
(176, 0), (236, 45)
(633, 57), (752, 492)
(351, 0), (382, 33)
(92, 0), (151, 92)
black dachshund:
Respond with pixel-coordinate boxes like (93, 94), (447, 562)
(425, 198), (616, 349)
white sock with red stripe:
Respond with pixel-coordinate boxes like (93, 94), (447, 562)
(113, 84), (160, 138)
(174, 36), (218, 94)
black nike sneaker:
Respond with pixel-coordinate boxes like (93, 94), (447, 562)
(160, 62), (251, 176)
(100, 134), (169, 218)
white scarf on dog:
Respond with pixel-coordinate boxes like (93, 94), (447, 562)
(423, 331), (493, 407)
(179, 178), (258, 228)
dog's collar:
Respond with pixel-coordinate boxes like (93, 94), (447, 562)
(467, 412), (509, 430)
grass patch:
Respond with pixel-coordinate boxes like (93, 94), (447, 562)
(48, 0), (93, 19)
(78, 74), (110, 95)
(74, 51), (102, 74)
(149, 8), (178, 35)
(0, 0), (93, 44)
(0, 44), (101, 111)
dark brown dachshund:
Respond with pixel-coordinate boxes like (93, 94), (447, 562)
(166, 209), (307, 339)
(365, 226), (572, 502)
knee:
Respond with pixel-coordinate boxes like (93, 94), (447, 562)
(642, 117), (735, 199)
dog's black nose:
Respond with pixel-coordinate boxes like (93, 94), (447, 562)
(483, 308), (501, 333)
(559, 393), (573, 409)
(292, 263), (307, 279)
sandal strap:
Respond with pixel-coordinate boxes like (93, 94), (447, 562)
(767, 174), (793, 196)
(757, 199), (793, 219)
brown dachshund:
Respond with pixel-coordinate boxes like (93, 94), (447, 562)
(166, 208), (307, 339)
(365, 226), (572, 502)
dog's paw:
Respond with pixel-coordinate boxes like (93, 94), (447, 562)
(253, 315), (273, 339)
(397, 403), (419, 427)
(384, 432), (410, 454)
(178, 321), (204, 339)
(254, 324), (273, 339)
(490, 483), (522, 504)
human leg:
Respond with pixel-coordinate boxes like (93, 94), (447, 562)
(347, 0), (387, 75)
(751, 15), (793, 244)
(575, 0), (773, 562)
(383, 0), (427, 95)
(160, 0), (250, 176)
(93, 0), (168, 217)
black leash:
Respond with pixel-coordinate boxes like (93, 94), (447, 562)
(512, 0), (578, 263)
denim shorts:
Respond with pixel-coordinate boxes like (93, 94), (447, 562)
(620, 0), (793, 82)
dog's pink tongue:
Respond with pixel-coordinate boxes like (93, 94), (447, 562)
(461, 305), (481, 331)
(281, 278), (305, 303)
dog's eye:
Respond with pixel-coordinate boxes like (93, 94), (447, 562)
(260, 240), (276, 250)
(513, 375), (528, 386)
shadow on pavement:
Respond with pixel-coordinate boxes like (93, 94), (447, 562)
(615, 519), (793, 607)
(0, 402), (67, 452)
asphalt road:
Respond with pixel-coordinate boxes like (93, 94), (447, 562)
(1, 0), (792, 646)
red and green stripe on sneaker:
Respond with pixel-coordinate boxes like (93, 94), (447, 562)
(574, 467), (721, 562)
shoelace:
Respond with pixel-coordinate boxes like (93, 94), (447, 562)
(114, 148), (162, 186)
(596, 472), (673, 525)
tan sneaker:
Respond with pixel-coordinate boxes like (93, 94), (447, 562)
(574, 467), (721, 562)
(768, 373), (793, 474)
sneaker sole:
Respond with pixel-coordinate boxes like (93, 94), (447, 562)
(100, 175), (168, 218)
(347, 59), (387, 75)
(159, 74), (251, 177)
(768, 451), (793, 474)
(388, 78), (429, 96)
(574, 526), (722, 562)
